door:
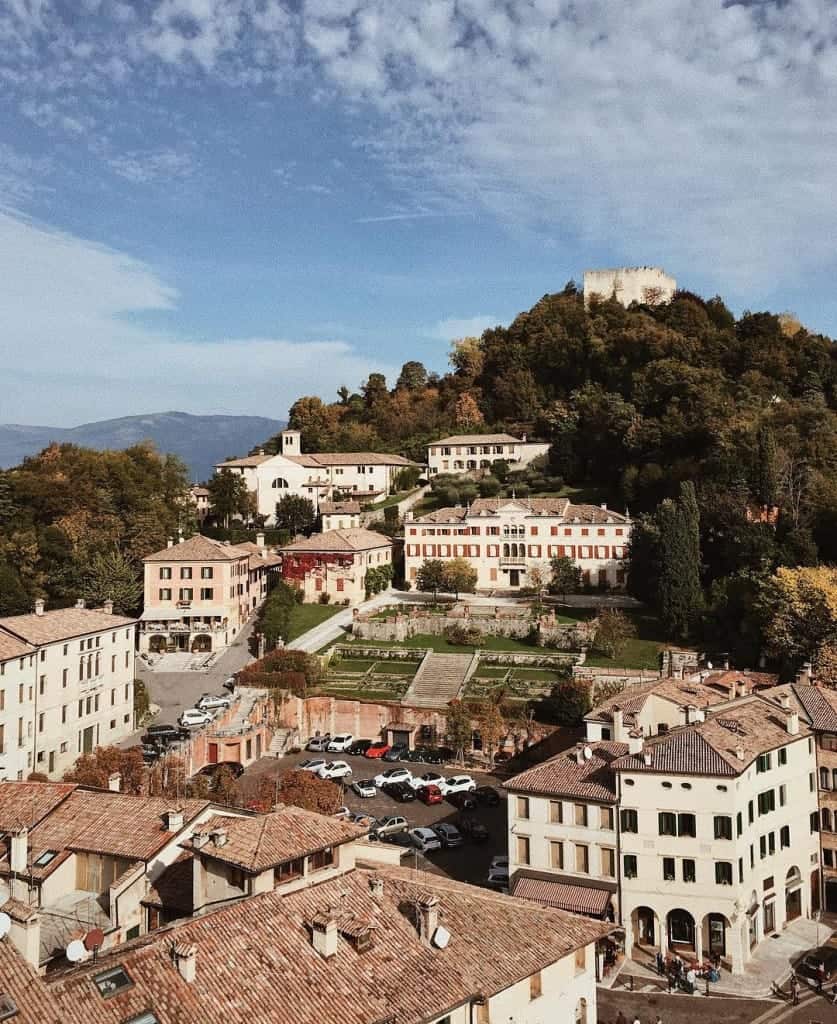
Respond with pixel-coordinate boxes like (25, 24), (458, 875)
(763, 901), (775, 935)
(786, 887), (802, 922)
(509, 569), (520, 587)
(82, 726), (94, 754)
(208, 742), (219, 764)
(637, 909), (655, 946)
(811, 869), (821, 914)
(48, 751), (55, 774)
(708, 914), (726, 956)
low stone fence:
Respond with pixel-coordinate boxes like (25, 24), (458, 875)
(330, 644), (425, 662)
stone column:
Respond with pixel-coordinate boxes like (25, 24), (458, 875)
(695, 917), (703, 964)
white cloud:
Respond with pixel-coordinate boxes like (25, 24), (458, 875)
(430, 315), (500, 342)
(0, 209), (393, 425)
(108, 148), (195, 184)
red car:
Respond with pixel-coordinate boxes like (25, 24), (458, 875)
(416, 784), (443, 805)
(365, 741), (391, 759)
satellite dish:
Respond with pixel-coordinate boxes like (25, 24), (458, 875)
(432, 925), (451, 949)
(84, 928), (105, 951)
(0, 913), (10, 939)
(583, 745), (593, 761)
(706, 661), (713, 670)
(66, 940), (86, 963)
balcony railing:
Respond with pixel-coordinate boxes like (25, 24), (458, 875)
(140, 622), (228, 633)
(499, 556), (527, 567)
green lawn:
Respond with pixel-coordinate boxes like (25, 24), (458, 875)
(286, 604), (345, 642)
(366, 488), (421, 511)
(331, 658), (377, 673)
(510, 668), (565, 682)
(584, 637), (663, 671)
(370, 661), (419, 676)
(472, 666), (510, 679)
(342, 632), (543, 654)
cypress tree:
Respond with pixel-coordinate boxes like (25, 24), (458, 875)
(657, 486), (703, 641)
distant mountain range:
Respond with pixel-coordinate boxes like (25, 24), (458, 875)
(0, 411), (285, 482)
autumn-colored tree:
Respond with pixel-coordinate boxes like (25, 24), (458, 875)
(758, 566), (837, 670)
(64, 746), (147, 794)
(453, 392), (484, 429)
(814, 641), (837, 688)
(441, 557), (478, 599)
(146, 753), (190, 799)
(445, 700), (474, 765)
(277, 769), (340, 815)
(476, 700), (506, 761)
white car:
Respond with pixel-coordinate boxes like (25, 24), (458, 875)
(408, 771), (444, 791)
(307, 735), (331, 752)
(438, 774), (476, 796)
(374, 767), (413, 788)
(352, 779), (377, 798)
(410, 827), (442, 853)
(298, 758), (327, 773)
(318, 760), (353, 781)
(179, 708), (212, 728)
(327, 733), (354, 752)
(196, 693), (231, 711)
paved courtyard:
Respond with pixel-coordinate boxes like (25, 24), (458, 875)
(597, 987), (837, 1024)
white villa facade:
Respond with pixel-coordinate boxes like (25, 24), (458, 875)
(404, 498), (631, 590)
(506, 679), (820, 975)
(426, 433), (550, 477)
(0, 602), (137, 779)
(216, 429), (416, 520)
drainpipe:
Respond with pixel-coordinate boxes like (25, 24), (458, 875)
(615, 772), (623, 960)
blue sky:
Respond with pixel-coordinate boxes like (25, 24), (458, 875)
(2, 1), (837, 426)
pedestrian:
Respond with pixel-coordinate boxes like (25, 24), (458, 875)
(817, 961), (826, 994)
(831, 982), (837, 1004)
(686, 966), (696, 994)
(790, 972), (799, 1006)
(655, 1016), (663, 1024)
(615, 1012), (627, 1024)
(655, 950), (664, 975)
(631, 1016), (641, 1024)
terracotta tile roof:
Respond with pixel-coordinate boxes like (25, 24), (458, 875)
(585, 676), (732, 725)
(320, 500), (362, 514)
(280, 528), (392, 554)
(511, 875), (613, 917)
(432, 433), (523, 445)
(702, 669), (779, 691)
(414, 498), (629, 524)
(0, 608), (135, 646)
(0, 633), (36, 662)
(1, 898), (38, 923)
(34, 866), (608, 1024)
(216, 454), (272, 467)
(0, 782), (77, 831)
(612, 696), (810, 777)
(285, 451), (415, 467)
(504, 742), (626, 802)
(182, 806), (366, 872)
(791, 683), (837, 731)
(143, 535), (251, 562)
(470, 497), (572, 516)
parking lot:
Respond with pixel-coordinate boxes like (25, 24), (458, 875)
(240, 749), (510, 889)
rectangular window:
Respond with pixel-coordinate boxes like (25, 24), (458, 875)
(574, 804), (588, 827)
(758, 789), (775, 816)
(780, 825), (790, 848)
(750, 844), (755, 868)
(549, 841), (564, 870)
(738, 858), (744, 884)
(779, 784), (786, 807)
(658, 812), (677, 836)
(179, 588), (193, 601)
(575, 844), (589, 873)
(61, 705), (67, 725)
(201, 567), (213, 579)
(714, 816), (733, 840)
(600, 806), (614, 831)
(38, 712), (44, 734)
(621, 809), (638, 833)
(662, 857), (675, 881)
(309, 847), (335, 871)
(200, 588), (214, 600)
(159, 567), (172, 579)
(516, 836), (531, 865)
(778, 747), (787, 766)
(768, 832), (775, 856)
(756, 752), (772, 773)
(748, 799), (754, 823)
(516, 796), (530, 819)
(159, 588), (171, 601)
(682, 859), (696, 883)
(822, 735), (837, 753)
(811, 811), (820, 833)
(111, 655), (116, 672)
(180, 567), (192, 579)
(760, 835), (767, 859)
(623, 854), (637, 879)
(678, 812), (696, 837)
(736, 811), (743, 837)
(810, 772), (816, 792)
(601, 848), (616, 878)
(549, 800), (562, 824)
(715, 861), (733, 886)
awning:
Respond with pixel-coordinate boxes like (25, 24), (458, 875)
(511, 876), (612, 918)
(140, 607), (229, 621)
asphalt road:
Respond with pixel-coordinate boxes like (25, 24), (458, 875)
(240, 749), (510, 888)
(598, 986), (837, 1023)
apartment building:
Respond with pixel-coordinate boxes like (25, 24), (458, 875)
(216, 429), (416, 519)
(506, 684), (819, 974)
(319, 499), (361, 531)
(404, 497), (631, 590)
(280, 528), (393, 604)
(140, 534), (279, 655)
(426, 433), (550, 476)
(0, 602), (137, 780)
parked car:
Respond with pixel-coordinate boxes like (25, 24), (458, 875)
(307, 734), (332, 752)
(410, 826), (442, 853)
(138, 743), (160, 764)
(486, 865), (509, 890)
(372, 815), (409, 837)
(196, 693), (232, 711)
(405, 746), (432, 763)
(474, 785), (501, 807)
(458, 818), (490, 843)
(382, 743), (409, 762)
(409, 771), (444, 791)
(438, 774), (476, 796)
(333, 806), (352, 819)
(382, 781), (416, 803)
(179, 708), (213, 728)
(415, 784), (443, 805)
(318, 760), (353, 781)
(352, 779), (377, 798)
(447, 791), (477, 811)
(374, 767), (412, 788)
(298, 758), (327, 773)
(327, 733), (354, 752)
(365, 741), (391, 759)
(433, 823), (464, 848)
(423, 746), (453, 764)
(222, 675), (237, 691)
(348, 738), (374, 755)
(381, 831), (414, 848)
(142, 724), (183, 746)
(196, 761), (245, 780)
(350, 811), (377, 827)
(796, 946), (837, 983)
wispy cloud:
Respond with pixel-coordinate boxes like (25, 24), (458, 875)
(356, 211), (467, 224)
(430, 315), (501, 343)
(108, 149), (195, 184)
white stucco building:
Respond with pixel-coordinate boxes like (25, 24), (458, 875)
(0, 602), (137, 779)
(583, 266), (676, 308)
(505, 677), (820, 975)
(216, 429), (417, 521)
(404, 497), (631, 590)
(426, 433), (550, 477)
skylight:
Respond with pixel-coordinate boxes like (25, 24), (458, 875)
(33, 850), (57, 868)
(93, 966), (134, 999)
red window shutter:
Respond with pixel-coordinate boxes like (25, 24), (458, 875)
(551, 526), (558, 536)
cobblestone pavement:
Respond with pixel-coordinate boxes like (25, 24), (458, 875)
(597, 986), (837, 1024)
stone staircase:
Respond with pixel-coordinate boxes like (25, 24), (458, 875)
(269, 727), (298, 756)
(402, 652), (475, 708)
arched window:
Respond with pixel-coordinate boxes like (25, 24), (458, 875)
(503, 544), (509, 557)
(821, 767), (831, 790)
(271, 477), (289, 489)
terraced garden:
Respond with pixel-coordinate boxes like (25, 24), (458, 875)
(464, 665), (567, 702)
(316, 655), (422, 701)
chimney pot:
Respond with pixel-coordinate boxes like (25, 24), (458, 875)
(9, 826), (27, 874)
(369, 876), (384, 900)
(311, 914), (338, 958)
(164, 808), (184, 833)
(210, 828), (228, 848)
(191, 830), (209, 850)
(628, 731), (643, 755)
(107, 772), (121, 793)
(103, 599), (114, 615)
(642, 751), (652, 767)
(779, 693), (790, 710)
(172, 942), (197, 983)
(417, 893), (440, 944)
(75, 598), (85, 610)
(167, 538), (174, 548)
(786, 710), (799, 736)
(34, 599), (45, 617)
(735, 743), (746, 761)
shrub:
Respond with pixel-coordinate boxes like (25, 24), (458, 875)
(444, 623), (485, 646)
(318, 591), (331, 604)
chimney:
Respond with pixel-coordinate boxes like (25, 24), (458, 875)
(723, 658), (730, 670)
(684, 704), (697, 725)
(778, 693), (791, 711)
(728, 679), (736, 700)
(107, 772), (121, 793)
(628, 731), (643, 755)
(369, 876), (384, 900)
(163, 808), (184, 833)
(256, 532), (265, 552)
(736, 680), (747, 698)
(611, 706), (624, 742)
(600, 502), (608, 511)
(417, 894), (440, 944)
(797, 661), (813, 684)
(735, 743), (746, 761)
(521, 433), (527, 443)
(34, 599), (44, 617)
(786, 711), (799, 736)
(405, 510), (414, 523)
(75, 598), (85, 610)
(210, 828), (228, 848)
(190, 829), (210, 850)
(103, 599), (114, 615)
(258, 448), (265, 456)
(642, 751), (652, 767)
(9, 826), (27, 874)
(693, 707), (706, 724)
(172, 942), (197, 983)
(311, 913), (338, 958)
(167, 538), (174, 548)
